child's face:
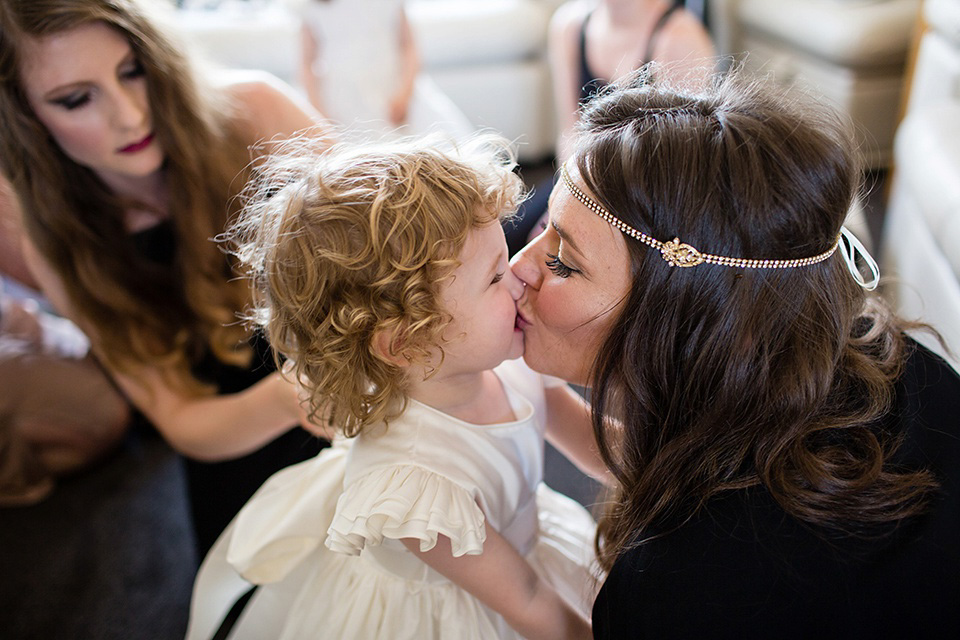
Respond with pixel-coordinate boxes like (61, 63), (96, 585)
(435, 220), (525, 375)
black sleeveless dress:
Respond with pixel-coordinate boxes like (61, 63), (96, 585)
(130, 220), (326, 558)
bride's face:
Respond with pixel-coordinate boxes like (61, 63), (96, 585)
(511, 167), (632, 387)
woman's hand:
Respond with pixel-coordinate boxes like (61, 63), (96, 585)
(388, 89), (412, 126)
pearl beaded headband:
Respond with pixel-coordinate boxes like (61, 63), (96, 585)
(559, 163), (879, 289)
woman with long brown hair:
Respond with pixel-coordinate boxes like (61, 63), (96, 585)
(0, 0), (330, 555)
(511, 68), (960, 638)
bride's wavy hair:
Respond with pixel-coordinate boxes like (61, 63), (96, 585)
(0, 0), (253, 391)
(575, 67), (936, 571)
(227, 134), (523, 436)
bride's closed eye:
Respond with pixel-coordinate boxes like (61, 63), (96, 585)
(545, 253), (579, 278)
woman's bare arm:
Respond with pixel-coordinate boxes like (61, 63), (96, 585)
(548, 1), (591, 164)
(544, 384), (612, 484)
(299, 22), (324, 114)
(0, 175), (40, 291)
(389, 6), (420, 126)
(20, 232), (329, 460)
(222, 69), (333, 149)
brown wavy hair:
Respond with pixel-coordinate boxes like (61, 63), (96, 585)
(228, 134), (523, 436)
(0, 0), (253, 390)
(574, 68), (937, 571)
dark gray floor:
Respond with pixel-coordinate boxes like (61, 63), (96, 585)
(0, 425), (196, 640)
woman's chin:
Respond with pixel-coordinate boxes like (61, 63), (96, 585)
(521, 350), (552, 375)
(522, 352), (587, 387)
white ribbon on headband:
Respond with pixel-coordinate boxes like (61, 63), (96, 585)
(838, 226), (879, 291)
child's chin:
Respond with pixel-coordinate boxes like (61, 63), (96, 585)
(506, 338), (524, 361)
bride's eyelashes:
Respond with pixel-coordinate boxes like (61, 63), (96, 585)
(545, 253), (579, 278)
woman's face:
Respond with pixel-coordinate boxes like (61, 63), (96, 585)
(19, 21), (164, 191)
(511, 166), (632, 386)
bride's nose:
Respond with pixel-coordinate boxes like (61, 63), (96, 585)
(510, 234), (546, 291)
(504, 264), (525, 301)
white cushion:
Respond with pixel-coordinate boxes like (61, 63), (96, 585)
(927, 0), (960, 47)
(409, 0), (550, 68)
(894, 104), (960, 279)
(737, 0), (920, 67)
(177, 3), (299, 85)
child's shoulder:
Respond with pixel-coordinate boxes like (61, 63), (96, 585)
(342, 407), (480, 497)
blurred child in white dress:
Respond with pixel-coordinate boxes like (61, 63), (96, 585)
(299, 0), (473, 140)
(186, 134), (605, 639)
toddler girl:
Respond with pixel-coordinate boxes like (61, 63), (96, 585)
(187, 135), (602, 639)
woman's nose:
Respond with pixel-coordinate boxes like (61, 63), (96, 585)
(510, 236), (545, 291)
(504, 265), (525, 301)
(112, 86), (148, 130)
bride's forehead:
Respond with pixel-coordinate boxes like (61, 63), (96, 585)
(550, 180), (626, 254)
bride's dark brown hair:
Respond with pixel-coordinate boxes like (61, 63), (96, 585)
(575, 68), (936, 571)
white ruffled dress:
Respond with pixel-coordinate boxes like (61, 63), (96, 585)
(186, 359), (600, 640)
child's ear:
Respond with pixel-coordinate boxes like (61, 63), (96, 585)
(372, 327), (409, 368)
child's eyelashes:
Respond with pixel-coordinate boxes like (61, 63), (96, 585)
(545, 252), (578, 278)
(491, 271), (504, 285)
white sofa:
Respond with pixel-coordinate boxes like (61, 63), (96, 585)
(882, 0), (960, 370)
(173, 0), (563, 162)
(709, 0), (921, 168)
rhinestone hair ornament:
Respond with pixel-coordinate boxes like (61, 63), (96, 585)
(559, 163), (879, 290)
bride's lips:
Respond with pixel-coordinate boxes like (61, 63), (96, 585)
(118, 133), (155, 154)
(515, 307), (531, 330)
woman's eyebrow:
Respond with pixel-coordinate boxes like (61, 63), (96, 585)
(43, 49), (136, 100)
(551, 220), (585, 257)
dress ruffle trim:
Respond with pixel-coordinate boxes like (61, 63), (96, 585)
(326, 464), (486, 558)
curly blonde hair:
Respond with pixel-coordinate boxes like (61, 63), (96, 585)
(228, 134), (523, 436)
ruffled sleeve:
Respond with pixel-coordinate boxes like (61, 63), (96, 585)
(325, 464), (486, 558)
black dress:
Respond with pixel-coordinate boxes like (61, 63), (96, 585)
(130, 221), (326, 557)
(592, 340), (960, 639)
(576, 3), (680, 104)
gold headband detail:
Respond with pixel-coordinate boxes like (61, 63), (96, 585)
(559, 164), (840, 270)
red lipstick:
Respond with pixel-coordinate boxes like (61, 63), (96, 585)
(119, 133), (155, 154)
